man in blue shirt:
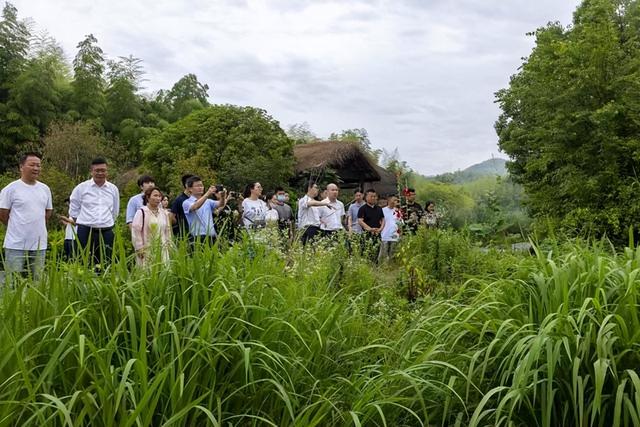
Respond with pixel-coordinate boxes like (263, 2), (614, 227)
(126, 175), (155, 227)
(182, 176), (227, 246)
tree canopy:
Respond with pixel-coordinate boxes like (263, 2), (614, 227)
(496, 0), (640, 241)
(143, 105), (295, 193)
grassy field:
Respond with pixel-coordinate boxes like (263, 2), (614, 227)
(1, 230), (639, 426)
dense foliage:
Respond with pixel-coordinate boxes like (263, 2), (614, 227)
(0, 3), (218, 175)
(143, 105), (295, 193)
(496, 0), (640, 241)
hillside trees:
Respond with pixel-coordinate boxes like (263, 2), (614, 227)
(0, 2), (31, 170)
(143, 105), (295, 192)
(496, 0), (640, 240)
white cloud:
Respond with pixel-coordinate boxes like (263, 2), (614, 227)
(14, 0), (579, 174)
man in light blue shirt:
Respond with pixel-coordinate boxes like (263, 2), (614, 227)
(125, 175), (155, 227)
(182, 176), (227, 246)
(347, 189), (365, 234)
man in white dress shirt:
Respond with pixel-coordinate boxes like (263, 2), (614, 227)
(69, 158), (120, 267)
(297, 181), (333, 245)
(0, 152), (53, 282)
(318, 183), (345, 237)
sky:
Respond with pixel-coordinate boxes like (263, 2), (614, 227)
(15, 0), (580, 175)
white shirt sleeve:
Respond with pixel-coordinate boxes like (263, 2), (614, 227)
(0, 184), (11, 209)
(112, 184), (120, 222)
(69, 183), (82, 218)
(45, 186), (53, 210)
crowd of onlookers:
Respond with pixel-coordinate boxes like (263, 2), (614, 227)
(0, 153), (440, 282)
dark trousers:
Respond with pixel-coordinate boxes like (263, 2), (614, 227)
(63, 239), (75, 260)
(76, 224), (114, 267)
(301, 225), (321, 246)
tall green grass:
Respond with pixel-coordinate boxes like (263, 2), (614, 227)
(1, 230), (639, 426)
(0, 234), (461, 426)
(421, 238), (640, 426)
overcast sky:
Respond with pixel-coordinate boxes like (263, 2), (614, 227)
(15, 0), (580, 175)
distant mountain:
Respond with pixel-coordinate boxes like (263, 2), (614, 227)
(462, 158), (507, 177)
(429, 158), (508, 183)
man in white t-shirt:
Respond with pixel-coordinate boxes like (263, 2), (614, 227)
(318, 183), (345, 236)
(0, 153), (53, 281)
(378, 194), (403, 263)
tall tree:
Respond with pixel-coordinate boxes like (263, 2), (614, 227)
(286, 122), (318, 144)
(329, 128), (382, 163)
(495, 0), (640, 241)
(71, 34), (106, 120)
(0, 2), (29, 103)
(104, 56), (143, 133)
(0, 2), (31, 171)
(162, 73), (210, 121)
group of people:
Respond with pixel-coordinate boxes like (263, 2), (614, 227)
(0, 153), (439, 281)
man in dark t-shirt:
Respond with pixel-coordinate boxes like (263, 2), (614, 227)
(170, 174), (194, 238)
(401, 187), (424, 233)
(357, 189), (385, 261)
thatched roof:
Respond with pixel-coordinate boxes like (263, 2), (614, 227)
(293, 141), (381, 183)
(367, 164), (399, 197)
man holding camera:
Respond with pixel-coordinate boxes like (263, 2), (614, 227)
(182, 176), (228, 246)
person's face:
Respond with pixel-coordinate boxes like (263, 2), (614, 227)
(354, 192), (363, 202)
(284, 193), (290, 202)
(308, 185), (319, 198)
(91, 163), (108, 182)
(161, 196), (169, 208)
(141, 181), (155, 192)
(427, 203), (435, 212)
(388, 196), (398, 208)
(20, 156), (41, 182)
(189, 181), (205, 197)
(276, 191), (286, 204)
(148, 189), (162, 207)
(407, 192), (416, 203)
(252, 183), (263, 197)
(366, 192), (377, 205)
(327, 186), (339, 201)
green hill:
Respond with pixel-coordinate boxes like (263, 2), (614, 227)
(428, 158), (507, 183)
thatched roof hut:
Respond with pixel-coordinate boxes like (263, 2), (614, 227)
(369, 164), (400, 197)
(292, 141), (398, 196)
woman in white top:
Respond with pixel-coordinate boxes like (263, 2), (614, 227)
(131, 188), (173, 267)
(241, 182), (268, 229)
(378, 194), (403, 263)
(264, 192), (280, 225)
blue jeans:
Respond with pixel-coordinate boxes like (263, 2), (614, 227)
(3, 248), (46, 282)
